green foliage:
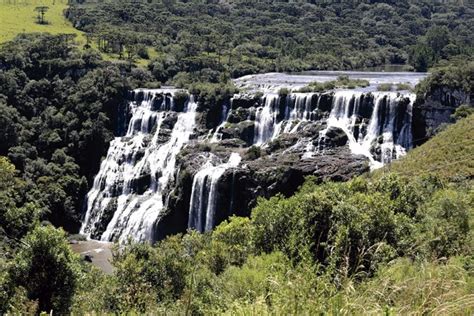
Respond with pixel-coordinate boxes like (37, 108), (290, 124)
(387, 114), (474, 181)
(278, 87), (290, 96)
(378, 83), (393, 91)
(110, 236), (192, 312)
(300, 76), (370, 92)
(0, 157), (41, 242)
(0, 34), (131, 230)
(9, 225), (81, 314)
(410, 42), (435, 72)
(245, 146), (261, 160)
(418, 189), (472, 258)
(72, 169), (472, 314)
(452, 105), (474, 121)
(396, 82), (412, 91)
(416, 61), (474, 97)
(67, 0), (473, 81)
(189, 81), (239, 105)
(376, 82), (412, 92)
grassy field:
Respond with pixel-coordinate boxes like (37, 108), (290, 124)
(0, 0), (155, 66)
(385, 114), (474, 180)
(0, 0), (85, 44)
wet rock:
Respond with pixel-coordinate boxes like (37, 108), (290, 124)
(228, 108), (251, 123)
(324, 126), (349, 147)
(89, 197), (118, 239)
(221, 121), (255, 145)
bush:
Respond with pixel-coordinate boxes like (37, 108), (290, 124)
(378, 83), (393, 91)
(9, 226), (81, 314)
(451, 105), (474, 121)
(396, 83), (412, 91)
(418, 189), (472, 258)
(278, 87), (290, 96)
(245, 146), (261, 160)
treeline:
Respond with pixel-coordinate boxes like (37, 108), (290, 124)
(65, 0), (473, 85)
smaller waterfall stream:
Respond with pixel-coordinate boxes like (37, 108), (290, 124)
(188, 153), (242, 232)
(211, 100), (232, 143)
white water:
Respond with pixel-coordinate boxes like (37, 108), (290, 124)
(253, 93), (317, 145)
(188, 153), (242, 232)
(82, 80), (418, 242)
(313, 91), (415, 169)
(211, 100), (231, 143)
(244, 90), (415, 168)
(81, 90), (197, 242)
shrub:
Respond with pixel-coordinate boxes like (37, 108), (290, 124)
(245, 146), (261, 160)
(10, 226), (81, 314)
(278, 87), (290, 96)
(378, 83), (393, 91)
(451, 105), (474, 121)
(396, 83), (411, 91)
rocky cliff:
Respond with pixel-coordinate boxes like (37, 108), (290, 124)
(80, 86), (429, 243)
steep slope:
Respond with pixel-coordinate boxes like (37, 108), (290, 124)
(386, 114), (474, 180)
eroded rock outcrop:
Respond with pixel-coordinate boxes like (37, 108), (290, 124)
(413, 87), (472, 145)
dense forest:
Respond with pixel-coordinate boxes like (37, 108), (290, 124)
(0, 0), (473, 314)
(66, 0), (473, 83)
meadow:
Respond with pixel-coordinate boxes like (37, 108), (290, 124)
(0, 0), (85, 44)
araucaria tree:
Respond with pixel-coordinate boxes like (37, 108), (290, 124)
(34, 6), (49, 25)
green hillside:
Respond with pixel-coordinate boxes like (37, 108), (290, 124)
(0, 0), (85, 44)
(387, 114), (474, 180)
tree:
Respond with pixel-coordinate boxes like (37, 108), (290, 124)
(410, 43), (434, 72)
(34, 6), (49, 25)
(10, 226), (81, 314)
(425, 26), (450, 58)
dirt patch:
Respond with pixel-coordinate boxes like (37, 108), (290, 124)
(71, 240), (114, 274)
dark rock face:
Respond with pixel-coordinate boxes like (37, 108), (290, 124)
(413, 88), (471, 145)
(89, 198), (118, 240)
(158, 114), (370, 238)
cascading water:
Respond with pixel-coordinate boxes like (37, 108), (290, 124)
(253, 93), (318, 145)
(188, 153), (242, 232)
(211, 100), (232, 143)
(315, 91), (415, 168)
(245, 90), (414, 167)
(82, 75), (420, 243)
(80, 89), (197, 242)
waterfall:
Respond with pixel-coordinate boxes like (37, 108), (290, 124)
(314, 91), (415, 169)
(253, 93), (317, 145)
(254, 94), (280, 145)
(80, 89), (197, 242)
(233, 90), (413, 168)
(82, 84), (417, 243)
(188, 153), (242, 232)
(211, 99), (232, 143)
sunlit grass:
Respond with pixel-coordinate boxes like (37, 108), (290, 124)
(0, 0), (85, 44)
(0, 0), (153, 67)
(386, 114), (474, 180)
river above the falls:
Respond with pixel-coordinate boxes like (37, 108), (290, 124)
(234, 71), (428, 93)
